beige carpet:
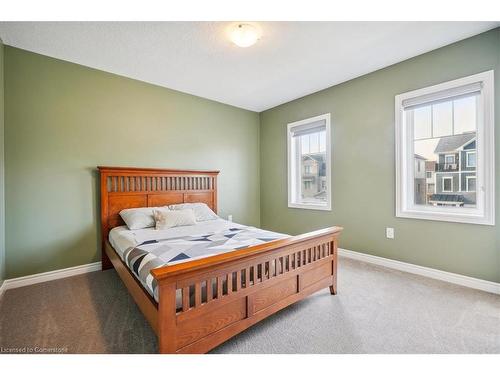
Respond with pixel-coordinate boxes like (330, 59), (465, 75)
(1, 257), (499, 354)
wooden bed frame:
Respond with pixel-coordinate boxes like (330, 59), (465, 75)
(98, 166), (343, 353)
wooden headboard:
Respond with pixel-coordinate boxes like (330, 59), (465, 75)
(98, 166), (219, 269)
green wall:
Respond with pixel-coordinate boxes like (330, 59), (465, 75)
(3, 28), (500, 283)
(4, 46), (260, 278)
(0, 38), (4, 286)
(260, 28), (500, 283)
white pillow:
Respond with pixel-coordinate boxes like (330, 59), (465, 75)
(168, 203), (218, 221)
(153, 208), (196, 230)
(119, 206), (168, 230)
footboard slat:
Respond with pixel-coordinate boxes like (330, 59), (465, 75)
(236, 270), (242, 291)
(245, 267), (250, 288)
(207, 278), (213, 302)
(182, 287), (190, 311)
(195, 283), (202, 307)
(227, 273), (233, 295)
(217, 276), (223, 298)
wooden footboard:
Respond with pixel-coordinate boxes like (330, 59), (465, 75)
(151, 226), (342, 354)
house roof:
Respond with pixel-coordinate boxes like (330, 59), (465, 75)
(302, 153), (325, 163)
(434, 133), (476, 153)
(414, 154), (427, 160)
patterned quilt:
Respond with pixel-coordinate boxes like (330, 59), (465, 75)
(122, 226), (288, 302)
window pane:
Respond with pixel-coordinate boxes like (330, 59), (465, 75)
(443, 178), (452, 192)
(432, 101), (453, 137)
(301, 134), (310, 154)
(467, 152), (476, 167)
(319, 130), (326, 152)
(411, 96), (477, 208)
(298, 131), (327, 205)
(454, 96), (476, 134)
(413, 106), (432, 140)
(309, 132), (319, 153)
(467, 177), (476, 192)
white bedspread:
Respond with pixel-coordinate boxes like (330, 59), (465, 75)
(109, 219), (246, 260)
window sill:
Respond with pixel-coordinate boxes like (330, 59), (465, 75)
(396, 209), (494, 226)
(288, 202), (331, 211)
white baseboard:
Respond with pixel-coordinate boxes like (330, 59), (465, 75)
(339, 248), (500, 295)
(0, 261), (102, 298)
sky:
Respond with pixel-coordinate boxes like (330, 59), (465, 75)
(412, 95), (476, 160)
(301, 130), (326, 154)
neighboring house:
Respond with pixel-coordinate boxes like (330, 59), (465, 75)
(429, 132), (476, 207)
(425, 160), (436, 204)
(301, 153), (326, 201)
(414, 154), (427, 205)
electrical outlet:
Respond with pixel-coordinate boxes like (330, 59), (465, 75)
(386, 227), (395, 239)
(227, 215), (233, 222)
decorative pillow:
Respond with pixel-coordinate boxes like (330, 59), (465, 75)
(168, 203), (218, 222)
(119, 206), (168, 230)
(153, 208), (197, 230)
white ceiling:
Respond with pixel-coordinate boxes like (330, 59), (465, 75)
(0, 22), (498, 112)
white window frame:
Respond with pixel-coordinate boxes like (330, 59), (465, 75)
(442, 176), (453, 193)
(466, 176), (476, 192)
(395, 71), (495, 225)
(466, 151), (476, 168)
(287, 113), (332, 211)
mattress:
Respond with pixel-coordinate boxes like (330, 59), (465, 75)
(109, 219), (288, 303)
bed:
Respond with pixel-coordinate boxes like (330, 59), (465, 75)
(99, 166), (343, 353)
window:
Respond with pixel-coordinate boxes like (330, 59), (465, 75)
(442, 177), (453, 192)
(466, 176), (476, 192)
(466, 151), (476, 168)
(444, 154), (455, 165)
(288, 113), (331, 210)
(395, 71), (495, 225)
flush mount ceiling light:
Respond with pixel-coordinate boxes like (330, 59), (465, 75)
(229, 23), (260, 48)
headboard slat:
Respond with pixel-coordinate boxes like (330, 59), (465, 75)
(98, 166), (219, 269)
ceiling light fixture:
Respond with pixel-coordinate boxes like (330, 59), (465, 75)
(230, 23), (260, 48)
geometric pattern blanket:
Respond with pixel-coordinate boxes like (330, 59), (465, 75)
(122, 226), (288, 302)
